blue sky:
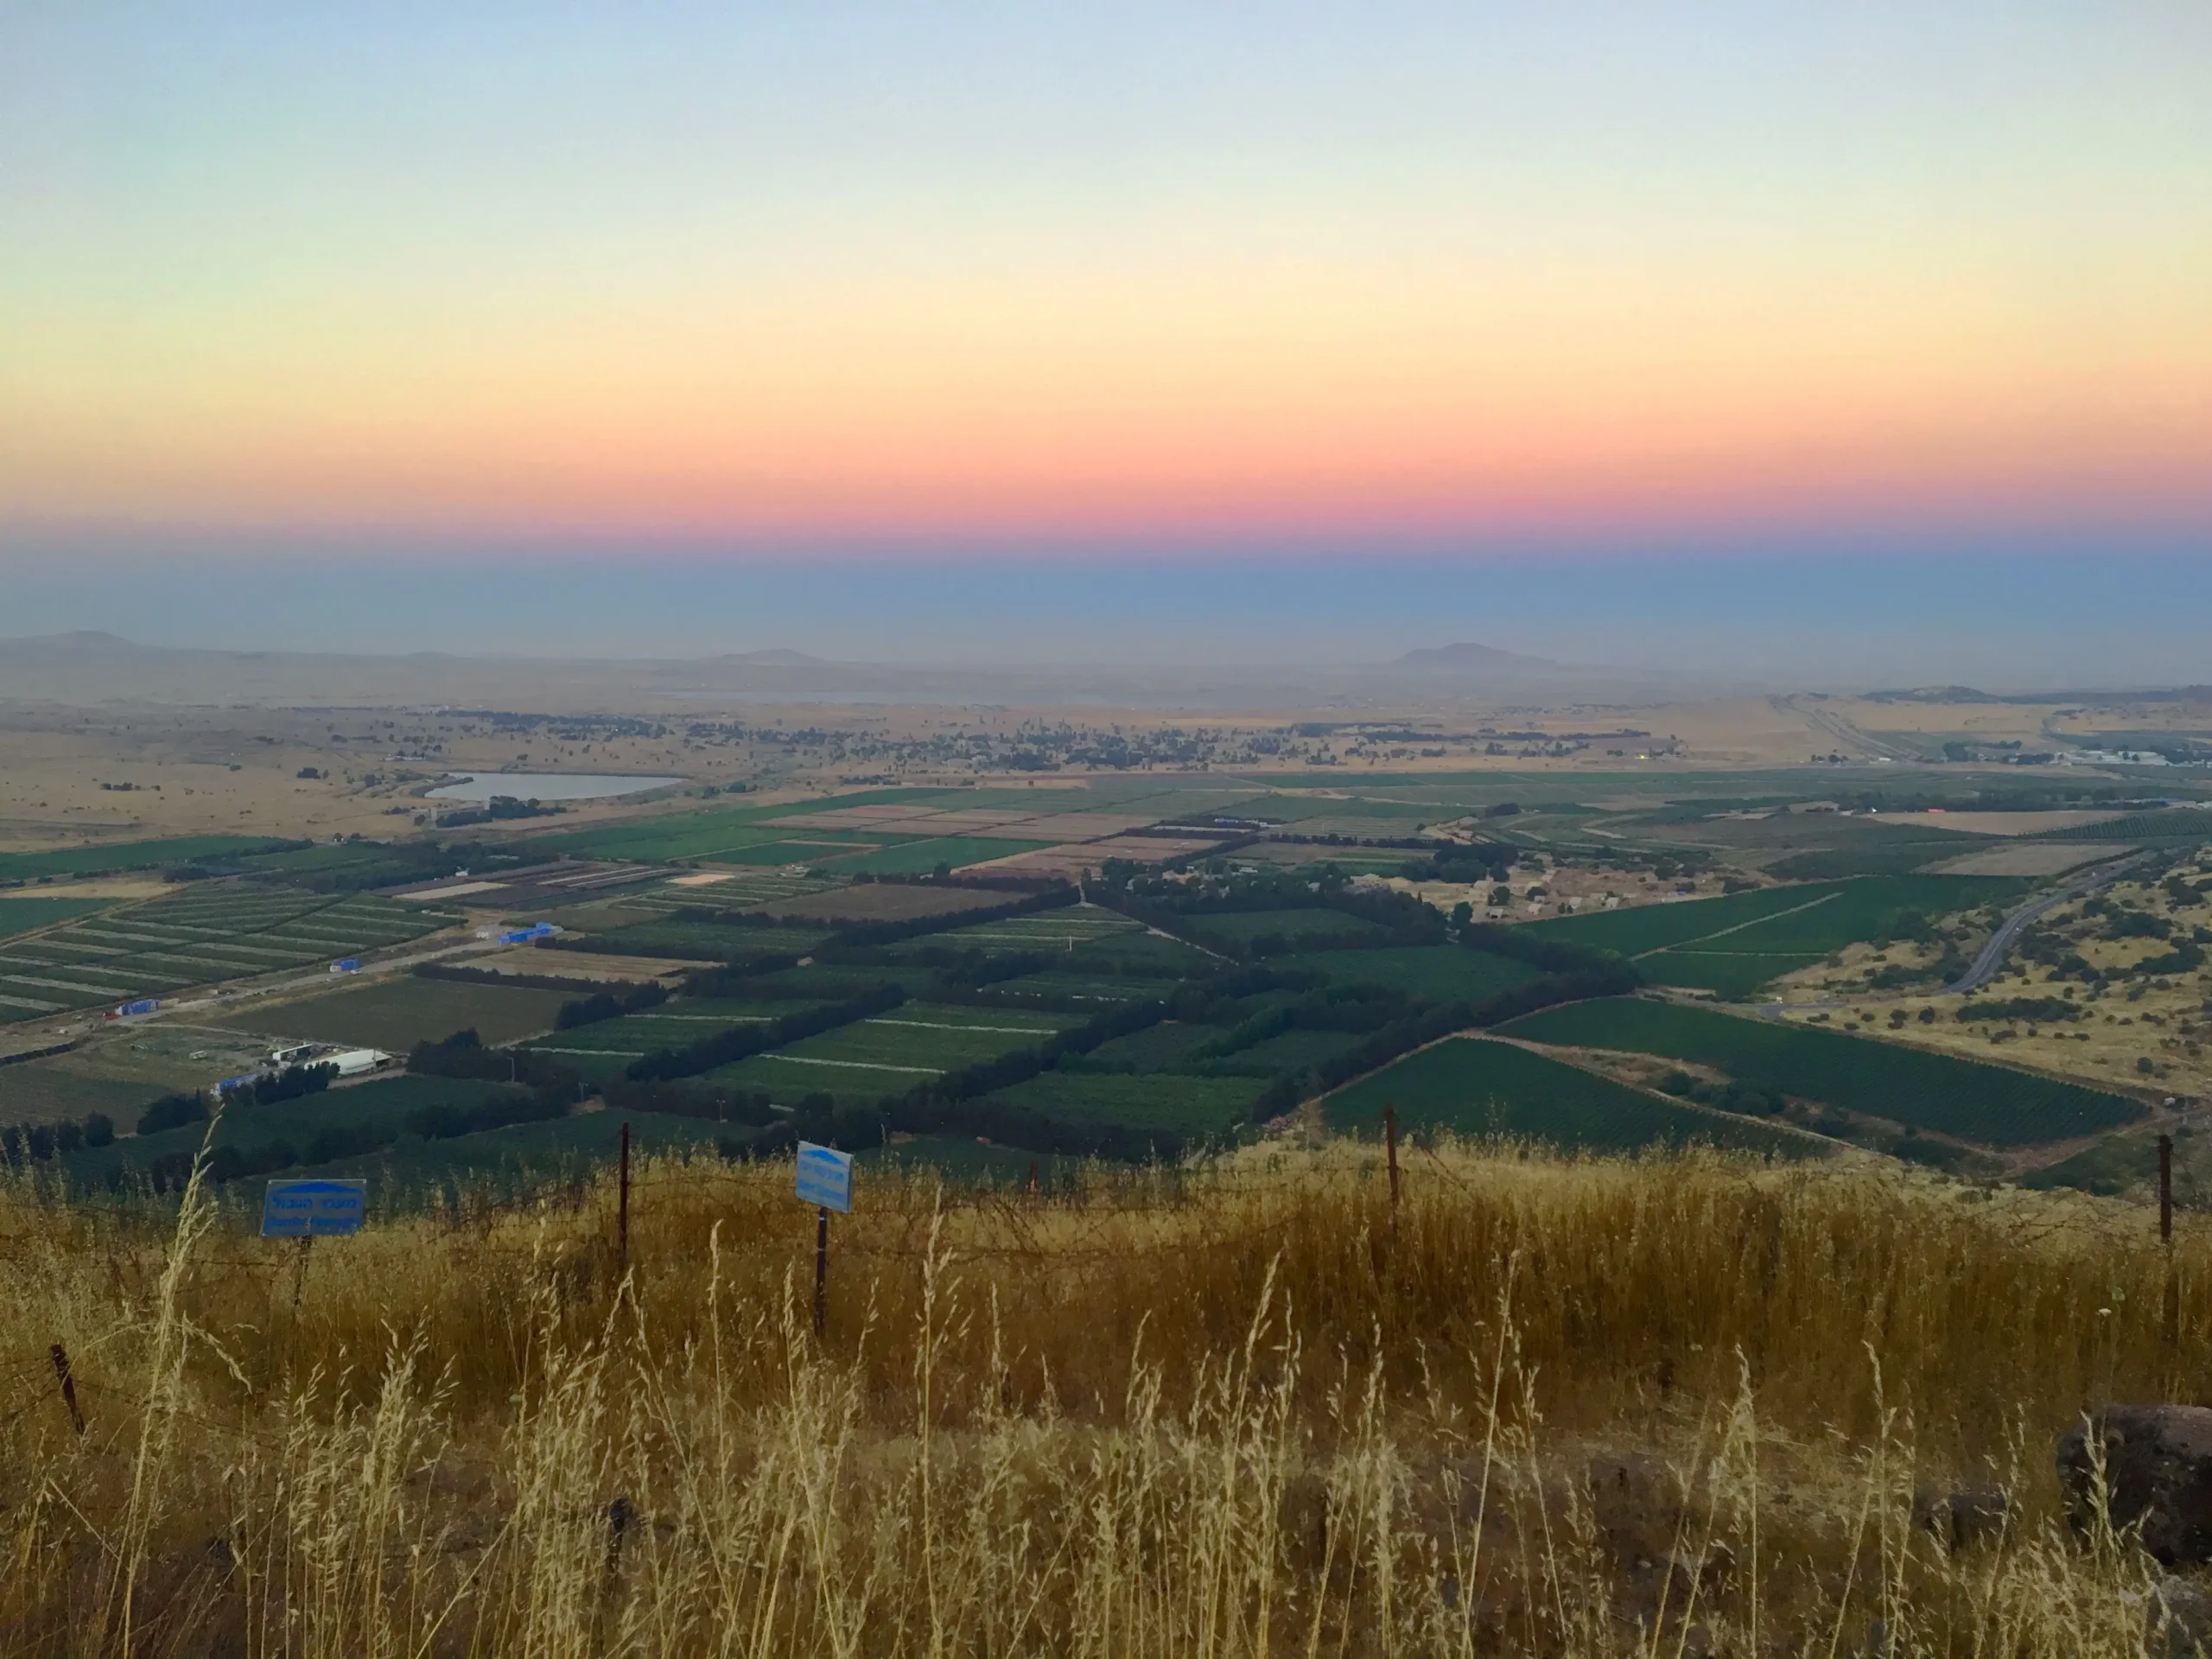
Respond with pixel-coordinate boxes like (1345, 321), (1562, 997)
(3, 2), (2207, 684)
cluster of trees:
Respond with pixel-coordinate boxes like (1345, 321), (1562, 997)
(435, 795), (563, 827)
(408, 1028), (582, 1099)
(554, 981), (669, 1031)
(2018, 898), (2212, 987)
(418, 962), (658, 996)
(1399, 841), (1521, 885)
(1957, 996), (2079, 1025)
(0, 1112), (116, 1165)
(1661, 1071), (1790, 1116)
(625, 986), (906, 1083)
(1109, 868), (1448, 963)
(219, 1062), (337, 1109)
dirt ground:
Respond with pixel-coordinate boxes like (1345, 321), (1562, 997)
(1921, 843), (2120, 876)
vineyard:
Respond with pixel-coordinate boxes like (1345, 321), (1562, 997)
(1503, 997), (2145, 1146)
(1322, 1035), (1811, 1155)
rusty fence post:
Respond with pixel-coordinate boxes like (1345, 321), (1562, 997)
(1384, 1103), (1401, 1217)
(2161, 1134), (2175, 1243)
(618, 1121), (632, 1272)
(49, 1344), (84, 1436)
(2163, 1133), (2180, 1346)
(813, 1205), (830, 1338)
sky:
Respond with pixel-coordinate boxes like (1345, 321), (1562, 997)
(3, 3), (2209, 676)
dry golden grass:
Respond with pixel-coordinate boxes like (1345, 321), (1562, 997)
(2, 1135), (2207, 1655)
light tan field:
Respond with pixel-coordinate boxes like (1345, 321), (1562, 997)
(1880, 809), (2127, 836)
(1827, 698), (2058, 743)
(470, 947), (713, 983)
(1923, 842), (2124, 876)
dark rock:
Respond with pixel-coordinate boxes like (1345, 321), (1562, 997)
(2152, 1575), (2212, 1658)
(2057, 1406), (2212, 1563)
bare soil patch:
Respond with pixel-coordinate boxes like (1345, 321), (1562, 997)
(1880, 810), (2129, 837)
(1923, 843), (2122, 877)
(476, 948), (712, 982)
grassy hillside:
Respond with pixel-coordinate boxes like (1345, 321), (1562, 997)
(0, 1144), (2196, 1653)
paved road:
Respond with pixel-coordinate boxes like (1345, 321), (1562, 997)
(1943, 851), (2150, 994)
(1773, 694), (1908, 762)
(1751, 851), (2149, 1018)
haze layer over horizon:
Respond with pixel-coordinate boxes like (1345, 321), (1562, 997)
(4, 3), (2209, 555)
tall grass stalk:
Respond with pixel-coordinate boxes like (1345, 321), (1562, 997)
(0, 1139), (2201, 1653)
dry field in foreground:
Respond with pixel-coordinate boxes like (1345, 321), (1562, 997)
(1, 1138), (2207, 1655)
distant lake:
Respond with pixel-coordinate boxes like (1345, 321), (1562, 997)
(426, 772), (685, 803)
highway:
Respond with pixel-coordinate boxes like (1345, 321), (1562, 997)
(1773, 694), (1910, 763)
(1753, 850), (2148, 1019)
(1942, 852), (2149, 994)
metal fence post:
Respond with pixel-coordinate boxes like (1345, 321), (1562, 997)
(813, 1205), (830, 1338)
(618, 1122), (632, 1271)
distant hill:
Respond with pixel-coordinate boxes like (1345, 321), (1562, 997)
(1865, 685), (2004, 704)
(1385, 641), (1567, 677)
(0, 631), (1695, 709)
(717, 648), (828, 667)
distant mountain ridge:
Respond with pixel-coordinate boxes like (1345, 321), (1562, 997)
(0, 631), (1702, 709)
(1386, 640), (1565, 676)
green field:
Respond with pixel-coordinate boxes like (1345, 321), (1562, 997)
(561, 919), (829, 959)
(525, 1001), (831, 1082)
(924, 906), (1144, 949)
(1186, 908), (1386, 944)
(1324, 1036), (1809, 1155)
(2026, 810), (2212, 843)
(0, 1061), (180, 1127)
(1503, 997), (2145, 1147)
(57, 1073), (522, 1185)
(1524, 876), (2025, 1000)
(1628, 950), (1832, 1000)
(2020, 1128), (2164, 1197)
(0, 889), (457, 1015)
(1201, 1027), (1368, 1076)
(1271, 946), (1540, 1003)
(1079, 1021), (1230, 1072)
(526, 790), (955, 863)
(217, 975), (577, 1052)
(1065, 931), (1218, 972)
(0, 897), (112, 941)
(976, 1068), (1267, 1135)
(613, 870), (836, 914)
(813, 836), (1054, 876)
(705, 1006), (1072, 1099)
(273, 1107), (729, 1195)
(0, 835), (300, 884)
(1523, 885), (1849, 955)
(985, 971), (1173, 1003)
(859, 1135), (1084, 1184)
